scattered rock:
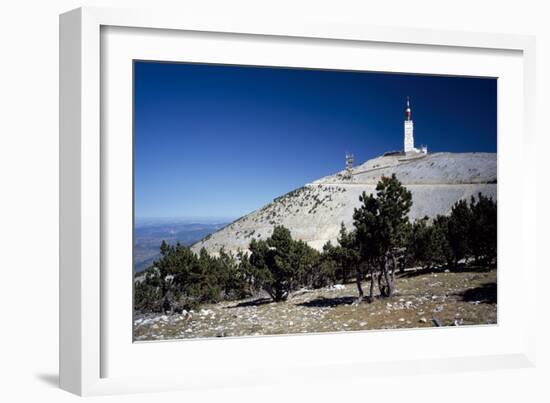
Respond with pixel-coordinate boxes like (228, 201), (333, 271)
(133, 266), (497, 340)
(191, 153), (497, 257)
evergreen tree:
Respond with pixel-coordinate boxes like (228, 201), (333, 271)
(319, 241), (338, 284)
(353, 174), (412, 298)
(447, 199), (473, 268)
(134, 184), (496, 315)
(335, 223), (359, 284)
(293, 239), (322, 289)
(468, 194), (497, 264)
(236, 249), (262, 296)
(407, 216), (449, 270)
(248, 225), (323, 301)
(430, 215), (451, 268)
(407, 217), (432, 269)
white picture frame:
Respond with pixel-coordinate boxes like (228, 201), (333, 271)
(59, 6), (537, 396)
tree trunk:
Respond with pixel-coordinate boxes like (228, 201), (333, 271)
(389, 252), (397, 283)
(377, 270), (385, 296)
(162, 295), (172, 313)
(343, 267), (348, 284)
(368, 268), (375, 303)
(378, 257), (394, 298)
(383, 262), (394, 297)
(399, 256), (406, 274)
(355, 268), (364, 302)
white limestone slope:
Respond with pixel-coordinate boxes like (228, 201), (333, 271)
(191, 152), (497, 255)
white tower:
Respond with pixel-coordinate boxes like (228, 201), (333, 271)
(404, 96), (415, 153)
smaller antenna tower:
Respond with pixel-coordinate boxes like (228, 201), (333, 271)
(345, 153), (354, 181)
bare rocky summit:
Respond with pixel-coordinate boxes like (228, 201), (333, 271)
(191, 152), (496, 255)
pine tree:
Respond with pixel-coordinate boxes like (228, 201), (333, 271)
(447, 199), (473, 268)
(468, 194), (497, 264)
(247, 225), (322, 301)
(353, 174), (412, 298)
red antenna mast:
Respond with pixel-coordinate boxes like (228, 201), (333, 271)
(405, 96), (412, 121)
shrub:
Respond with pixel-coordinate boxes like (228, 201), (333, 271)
(247, 225), (325, 301)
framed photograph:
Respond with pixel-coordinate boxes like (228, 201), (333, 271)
(60, 7), (537, 396)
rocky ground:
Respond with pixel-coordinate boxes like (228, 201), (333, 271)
(134, 266), (497, 341)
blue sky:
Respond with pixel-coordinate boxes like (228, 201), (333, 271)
(134, 61), (496, 220)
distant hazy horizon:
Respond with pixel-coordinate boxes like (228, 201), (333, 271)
(134, 62), (497, 219)
(135, 216), (237, 226)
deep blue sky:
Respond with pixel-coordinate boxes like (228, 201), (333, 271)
(134, 61), (496, 220)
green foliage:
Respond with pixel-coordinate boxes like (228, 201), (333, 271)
(405, 218), (431, 268)
(468, 194), (497, 263)
(134, 272), (163, 313)
(296, 240), (325, 288)
(406, 216), (448, 269)
(134, 242), (254, 314)
(318, 241), (338, 286)
(135, 180), (497, 313)
(406, 195), (497, 271)
(248, 226), (322, 301)
(431, 215), (452, 267)
(447, 199), (472, 267)
(255, 226), (295, 301)
(352, 174), (413, 297)
(333, 223), (360, 283)
(353, 174), (412, 262)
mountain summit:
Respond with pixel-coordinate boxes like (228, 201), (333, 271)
(191, 151), (497, 255)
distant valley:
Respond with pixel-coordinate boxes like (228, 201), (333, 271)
(134, 220), (230, 272)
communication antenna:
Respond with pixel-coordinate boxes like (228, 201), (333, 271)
(345, 153), (354, 181)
